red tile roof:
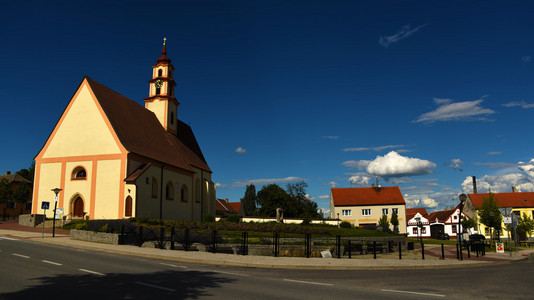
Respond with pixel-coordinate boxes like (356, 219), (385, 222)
(216, 199), (236, 214)
(331, 186), (405, 206)
(0, 173), (31, 184)
(228, 202), (241, 213)
(86, 77), (211, 173)
(406, 208), (428, 220)
(426, 209), (455, 223)
(468, 192), (534, 209)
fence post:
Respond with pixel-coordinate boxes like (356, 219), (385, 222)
(305, 233), (311, 258)
(184, 228), (190, 251)
(211, 230), (217, 253)
(273, 232), (279, 257)
(398, 242), (402, 260)
(373, 241), (377, 259)
(170, 226), (175, 250)
(421, 242), (425, 260)
(159, 227), (165, 249)
(137, 226), (144, 247)
(467, 243), (470, 258)
(241, 231), (248, 255)
(336, 235), (341, 258)
(119, 224), (125, 245)
(456, 243), (459, 259)
(441, 243), (445, 260)
(348, 239), (351, 259)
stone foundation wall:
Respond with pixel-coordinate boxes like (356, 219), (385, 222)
(70, 229), (120, 244)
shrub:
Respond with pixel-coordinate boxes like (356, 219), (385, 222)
(74, 222), (88, 230)
(202, 214), (215, 222)
(339, 221), (352, 228)
(225, 214), (241, 223)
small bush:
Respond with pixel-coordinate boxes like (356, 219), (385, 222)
(339, 221), (352, 228)
(226, 214), (241, 223)
(202, 214), (215, 222)
(74, 222), (88, 230)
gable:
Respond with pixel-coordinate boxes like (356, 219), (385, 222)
(40, 79), (123, 159)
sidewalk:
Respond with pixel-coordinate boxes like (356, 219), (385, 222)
(1, 220), (533, 270)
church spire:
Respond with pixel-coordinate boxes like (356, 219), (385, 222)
(144, 39), (179, 134)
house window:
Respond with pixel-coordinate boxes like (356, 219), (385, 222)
(170, 112), (174, 124)
(392, 208), (398, 215)
(452, 225), (457, 234)
(71, 166), (87, 180)
(454, 215), (457, 220)
(421, 227), (426, 234)
(413, 227), (418, 234)
(485, 227), (490, 235)
(125, 196), (132, 217)
(342, 209), (351, 217)
(6, 201), (15, 209)
(152, 178), (158, 198)
(362, 209), (371, 216)
(382, 208), (388, 215)
(181, 185), (188, 203)
(166, 182), (174, 200)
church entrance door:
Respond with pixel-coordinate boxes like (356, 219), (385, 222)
(73, 197), (84, 218)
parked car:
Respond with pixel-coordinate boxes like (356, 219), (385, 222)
(437, 232), (450, 240)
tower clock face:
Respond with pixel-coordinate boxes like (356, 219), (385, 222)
(155, 80), (163, 88)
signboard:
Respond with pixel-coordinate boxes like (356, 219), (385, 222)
(56, 208), (64, 220)
(496, 242), (504, 253)
(54, 195), (58, 202)
(498, 207), (512, 217)
(41, 201), (50, 210)
(503, 216), (512, 224)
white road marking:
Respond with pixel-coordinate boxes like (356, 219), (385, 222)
(79, 269), (105, 276)
(0, 237), (18, 241)
(12, 253), (30, 258)
(136, 281), (176, 292)
(42, 260), (63, 266)
(283, 279), (333, 286)
(159, 263), (187, 268)
(381, 289), (446, 297)
(212, 271), (250, 277)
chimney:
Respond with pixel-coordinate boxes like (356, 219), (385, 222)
(226, 198), (229, 203)
(472, 176), (477, 194)
(5, 171), (10, 175)
(372, 184), (375, 188)
(512, 186), (517, 193)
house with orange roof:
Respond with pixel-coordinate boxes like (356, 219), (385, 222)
(330, 185), (407, 233)
(468, 192), (534, 239)
(32, 41), (215, 221)
(407, 207), (472, 239)
(0, 171), (32, 216)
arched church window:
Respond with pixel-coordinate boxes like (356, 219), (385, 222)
(181, 185), (188, 203)
(158, 69), (163, 77)
(166, 182), (174, 200)
(152, 177), (158, 198)
(170, 112), (174, 124)
(71, 166), (87, 180)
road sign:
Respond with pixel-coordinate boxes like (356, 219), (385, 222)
(498, 207), (512, 217)
(41, 201), (50, 210)
(503, 216), (512, 224)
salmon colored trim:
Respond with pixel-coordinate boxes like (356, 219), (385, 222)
(89, 160), (97, 219)
(41, 154), (123, 164)
(118, 156), (126, 218)
(59, 162), (66, 208)
(31, 162), (41, 214)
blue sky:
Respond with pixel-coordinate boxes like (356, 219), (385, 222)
(2, 1), (534, 215)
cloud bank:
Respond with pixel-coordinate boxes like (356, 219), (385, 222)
(379, 24), (425, 48)
(461, 158), (534, 193)
(235, 147), (246, 154)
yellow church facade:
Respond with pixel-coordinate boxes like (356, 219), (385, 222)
(32, 42), (215, 221)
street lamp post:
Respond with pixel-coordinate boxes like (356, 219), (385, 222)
(415, 216), (422, 243)
(51, 188), (62, 237)
(458, 193), (467, 261)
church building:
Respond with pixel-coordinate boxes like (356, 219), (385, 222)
(32, 41), (215, 221)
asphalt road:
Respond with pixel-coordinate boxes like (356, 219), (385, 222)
(1, 237), (533, 299)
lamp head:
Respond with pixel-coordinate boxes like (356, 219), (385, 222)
(459, 193), (467, 203)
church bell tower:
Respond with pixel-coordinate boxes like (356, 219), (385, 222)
(144, 38), (179, 134)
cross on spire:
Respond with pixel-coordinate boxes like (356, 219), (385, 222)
(163, 37), (167, 46)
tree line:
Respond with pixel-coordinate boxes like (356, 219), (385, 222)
(240, 181), (322, 220)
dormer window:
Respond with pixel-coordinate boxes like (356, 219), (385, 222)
(72, 167), (87, 180)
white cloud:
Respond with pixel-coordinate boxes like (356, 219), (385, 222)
(215, 183), (228, 188)
(342, 145), (404, 152)
(348, 174), (372, 185)
(413, 97), (495, 123)
(461, 159), (534, 193)
(366, 151), (436, 177)
(318, 195), (330, 199)
(322, 181), (338, 188)
(235, 147), (246, 154)
(342, 160), (371, 171)
(231, 176), (307, 188)
(422, 197), (439, 208)
(445, 158), (464, 171)
(487, 152), (502, 156)
(473, 162), (518, 168)
(502, 101), (534, 109)
(379, 24), (425, 48)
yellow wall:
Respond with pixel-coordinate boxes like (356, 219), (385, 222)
(43, 83), (121, 158)
(145, 100), (167, 130)
(94, 159), (122, 219)
(33, 163), (62, 217)
(477, 208), (534, 238)
(333, 204), (407, 234)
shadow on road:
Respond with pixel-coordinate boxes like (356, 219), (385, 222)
(0, 269), (235, 299)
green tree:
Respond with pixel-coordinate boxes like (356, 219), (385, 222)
(16, 161), (35, 183)
(478, 192), (502, 247)
(256, 184), (291, 217)
(13, 181), (31, 214)
(241, 184), (257, 216)
(461, 215), (477, 232)
(0, 178), (13, 220)
(390, 210), (399, 233)
(378, 214), (390, 229)
(286, 181), (321, 219)
(517, 212), (534, 238)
